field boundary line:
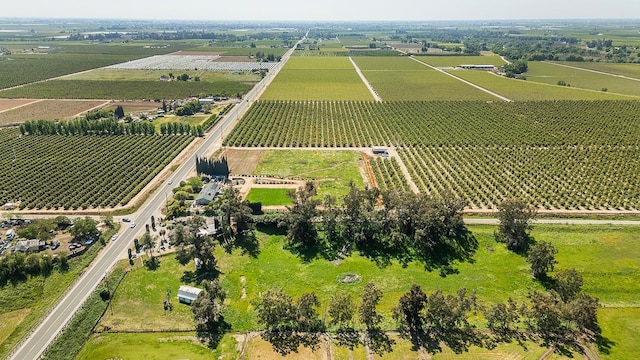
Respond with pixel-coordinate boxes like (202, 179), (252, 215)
(409, 56), (512, 102)
(543, 61), (640, 82)
(349, 57), (382, 102)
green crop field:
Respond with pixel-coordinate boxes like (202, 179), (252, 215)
(419, 55), (507, 67)
(0, 79), (255, 100)
(260, 69), (373, 101)
(245, 188), (293, 206)
(0, 128), (193, 209)
(548, 61), (640, 79)
(280, 56), (356, 70)
(353, 56), (429, 70)
(252, 150), (364, 199)
(370, 157), (410, 192)
(525, 61), (640, 97)
(447, 69), (634, 100)
(363, 69), (495, 101)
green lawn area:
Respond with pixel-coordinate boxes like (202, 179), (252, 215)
(252, 150), (365, 199)
(75, 332), (235, 360)
(526, 61), (640, 97)
(245, 188), (293, 206)
(0, 309), (30, 346)
(446, 69), (634, 100)
(598, 307), (640, 360)
(97, 257), (196, 332)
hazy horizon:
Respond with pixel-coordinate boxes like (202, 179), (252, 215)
(2, 0), (640, 23)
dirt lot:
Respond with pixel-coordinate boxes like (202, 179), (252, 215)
(0, 99), (39, 113)
(0, 99), (107, 125)
(222, 148), (265, 175)
(100, 100), (162, 114)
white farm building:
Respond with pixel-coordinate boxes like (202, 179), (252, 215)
(177, 285), (203, 305)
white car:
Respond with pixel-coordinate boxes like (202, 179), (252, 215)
(167, 179), (173, 185)
(111, 234), (118, 241)
(130, 222), (136, 228)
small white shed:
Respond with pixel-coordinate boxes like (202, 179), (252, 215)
(177, 285), (203, 305)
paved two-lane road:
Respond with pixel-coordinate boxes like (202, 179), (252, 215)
(8, 34), (305, 360)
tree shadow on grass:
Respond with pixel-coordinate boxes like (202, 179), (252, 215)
(222, 232), (261, 258)
(596, 335), (615, 355)
(181, 268), (221, 284)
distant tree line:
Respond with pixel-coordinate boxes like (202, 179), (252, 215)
(20, 118), (202, 136)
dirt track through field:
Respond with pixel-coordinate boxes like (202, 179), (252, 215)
(349, 57), (382, 102)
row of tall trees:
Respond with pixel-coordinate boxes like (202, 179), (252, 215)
(20, 118), (157, 136)
(253, 272), (599, 356)
(159, 122), (203, 136)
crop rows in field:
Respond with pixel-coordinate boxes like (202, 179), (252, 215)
(106, 54), (278, 71)
(370, 157), (410, 192)
(226, 100), (640, 210)
(399, 145), (640, 210)
(225, 100), (640, 147)
(0, 128), (193, 209)
(0, 79), (254, 100)
(0, 54), (147, 90)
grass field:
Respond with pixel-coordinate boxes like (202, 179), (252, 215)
(525, 61), (640, 97)
(0, 309), (30, 346)
(0, 99), (106, 125)
(252, 150), (365, 199)
(245, 188), (293, 206)
(97, 258), (196, 332)
(447, 70), (634, 100)
(261, 69), (373, 101)
(282, 57), (356, 70)
(86, 223), (639, 358)
(352, 57), (428, 71)
(75, 332), (226, 360)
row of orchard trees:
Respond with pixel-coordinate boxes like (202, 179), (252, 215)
(19, 118), (203, 137)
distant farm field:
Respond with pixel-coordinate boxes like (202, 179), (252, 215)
(363, 69), (495, 101)
(549, 61), (640, 79)
(0, 79), (255, 100)
(65, 68), (260, 83)
(0, 129), (193, 209)
(0, 99), (36, 112)
(447, 69), (633, 100)
(419, 55), (507, 67)
(0, 99), (106, 125)
(526, 61), (640, 97)
(352, 56), (427, 70)
(261, 69), (373, 100)
(0, 54), (148, 89)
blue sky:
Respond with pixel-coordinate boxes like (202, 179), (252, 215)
(3, 0), (640, 21)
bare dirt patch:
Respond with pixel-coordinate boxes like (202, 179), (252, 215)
(101, 100), (162, 114)
(223, 148), (265, 175)
(0, 99), (107, 125)
(0, 99), (38, 112)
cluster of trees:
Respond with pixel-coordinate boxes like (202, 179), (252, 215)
(195, 156), (229, 177)
(175, 100), (202, 116)
(502, 60), (529, 78)
(283, 183), (476, 272)
(253, 51), (280, 62)
(0, 251), (68, 284)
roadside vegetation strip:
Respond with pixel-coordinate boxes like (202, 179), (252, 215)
(40, 266), (127, 360)
(0, 128), (194, 210)
(0, 226), (119, 360)
(525, 61), (640, 97)
(448, 69), (635, 101)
